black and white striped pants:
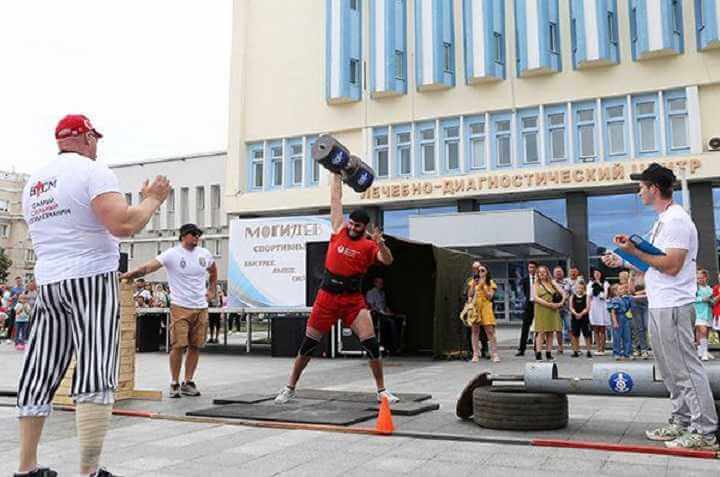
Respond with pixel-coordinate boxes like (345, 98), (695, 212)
(17, 271), (120, 417)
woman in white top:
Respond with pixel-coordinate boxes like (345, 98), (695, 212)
(588, 268), (611, 355)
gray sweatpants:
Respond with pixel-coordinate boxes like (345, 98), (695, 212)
(649, 304), (718, 437)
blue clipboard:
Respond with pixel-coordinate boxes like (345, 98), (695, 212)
(613, 234), (665, 273)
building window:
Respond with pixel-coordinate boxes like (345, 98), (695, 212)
(608, 11), (617, 44)
(166, 189), (175, 230)
(25, 249), (35, 263)
(270, 145), (283, 187)
(630, 7), (638, 43)
(196, 186), (205, 227)
(374, 133), (389, 178)
(210, 185), (221, 227)
(520, 115), (539, 165)
(396, 130), (412, 175)
(180, 187), (189, 224)
(549, 22), (559, 53)
(547, 112), (566, 162)
(290, 143), (303, 186)
(124, 193), (132, 206)
(635, 99), (658, 154)
(443, 42), (452, 72)
(576, 108), (596, 162)
(419, 126), (436, 173)
(571, 18), (577, 53)
(494, 32), (504, 64)
(251, 147), (263, 189)
(444, 125), (460, 172)
(468, 122), (486, 170)
(666, 93), (689, 152)
(495, 120), (511, 167)
(129, 243), (135, 259)
(395, 50), (405, 80)
(0, 224), (8, 238)
(672, 0), (682, 34)
(349, 59), (360, 85)
(306, 138), (320, 185)
(605, 104), (626, 157)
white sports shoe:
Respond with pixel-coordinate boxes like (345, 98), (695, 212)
(377, 389), (400, 404)
(645, 421), (687, 441)
(274, 386), (296, 404)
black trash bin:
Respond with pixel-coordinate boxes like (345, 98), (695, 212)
(271, 314), (330, 357)
(136, 313), (162, 352)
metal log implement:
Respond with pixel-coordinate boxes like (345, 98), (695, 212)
(523, 362), (720, 398)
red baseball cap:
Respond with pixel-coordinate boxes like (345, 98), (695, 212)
(55, 114), (103, 140)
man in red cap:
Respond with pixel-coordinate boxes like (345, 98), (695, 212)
(15, 114), (171, 477)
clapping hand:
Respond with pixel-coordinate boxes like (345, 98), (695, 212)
(367, 224), (385, 244)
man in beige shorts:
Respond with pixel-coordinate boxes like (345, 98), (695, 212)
(121, 223), (217, 398)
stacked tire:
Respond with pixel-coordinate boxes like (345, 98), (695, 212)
(472, 385), (568, 431)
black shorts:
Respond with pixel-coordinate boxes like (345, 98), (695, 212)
(208, 313), (221, 329)
(571, 316), (592, 338)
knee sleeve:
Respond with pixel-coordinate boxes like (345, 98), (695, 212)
(298, 336), (320, 356)
(361, 336), (380, 360)
(76, 402), (112, 468)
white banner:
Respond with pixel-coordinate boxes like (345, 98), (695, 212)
(227, 216), (332, 307)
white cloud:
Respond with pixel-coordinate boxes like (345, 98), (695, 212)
(0, 0), (231, 173)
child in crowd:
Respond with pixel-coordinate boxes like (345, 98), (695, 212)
(569, 279), (593, 358)
(608, 284), (633, 361)
(13, 294), (31, 350)
(695, 269), (715, 361)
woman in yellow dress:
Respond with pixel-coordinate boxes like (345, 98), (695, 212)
(466, 264), (499, 363)
(534, 265), (566, 361)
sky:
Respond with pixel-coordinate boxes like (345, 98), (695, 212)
(0, 0), (232, 174)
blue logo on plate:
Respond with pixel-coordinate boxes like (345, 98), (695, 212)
(608, 372), (633, 394)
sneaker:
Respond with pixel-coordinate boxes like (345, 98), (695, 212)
(515, 351), (525, 357)
(571, 351), (580, 358)
(274, 386), (296, 404)
(632, 351), (641, 358)
(586, 351), (593, 358)
(594, 350), (605, 356)
(14, 467), (58, 477)
(665, 432), (720, 450)
(614, 356), (624, 361)
(491, 354), (500, 363)
(91, 468), (123, 477)
(377, 389), (400, 404)
(471, 355), (480, 363)
(645, 421), (687, 441)
(641, 351), (649, 360)
(701, 354), (710, 362)
(180, 381), (201, 397)
(169, 383), (181, 399)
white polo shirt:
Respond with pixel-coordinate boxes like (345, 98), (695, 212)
(157, 245), (214, 309)
(23, 153), (120, 285)
(644, 204), (697, 309)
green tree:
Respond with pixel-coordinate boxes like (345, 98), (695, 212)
(0, 248), (12, 283)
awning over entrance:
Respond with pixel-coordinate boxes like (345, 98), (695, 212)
(408, 209), (573, 259)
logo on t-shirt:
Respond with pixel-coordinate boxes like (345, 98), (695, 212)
(180, 258), (187, 269)
(199, 257), (206, 267)
(337, 245), (360, 258)
(29, 178), (58, 197)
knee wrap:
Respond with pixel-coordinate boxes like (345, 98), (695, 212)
(299, 336), (320, 356)
(361, 336), (380, 360)
(76, 402), (112, 468)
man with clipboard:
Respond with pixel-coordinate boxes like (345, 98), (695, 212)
(603, 163), (718, 450)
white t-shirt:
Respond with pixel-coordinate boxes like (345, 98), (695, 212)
(157, 245), (214, 309)
(644, 204), (697, 309)
(23, 153), (120, 285)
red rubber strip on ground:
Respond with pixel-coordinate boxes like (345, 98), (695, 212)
(55, 405), (155, 419)
(532, 438), (719, 460)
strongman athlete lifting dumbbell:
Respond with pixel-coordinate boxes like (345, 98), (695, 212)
(275, 169), (399, 405)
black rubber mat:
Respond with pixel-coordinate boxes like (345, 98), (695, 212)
(213, 390), (432, 405)
(365, 400), (441, 416)
(213, 393), (275, 405)
(187, 402), (377, 425)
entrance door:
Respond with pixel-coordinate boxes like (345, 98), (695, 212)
(493, 279), (508, 322)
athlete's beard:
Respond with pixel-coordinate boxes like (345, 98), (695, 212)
(347, 226), (365, 240)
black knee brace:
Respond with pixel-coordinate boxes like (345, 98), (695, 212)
(298, 336), (320, 356)
(360, 336), (380, 360)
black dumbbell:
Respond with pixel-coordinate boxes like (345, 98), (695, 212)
(312, 134), (375, 192)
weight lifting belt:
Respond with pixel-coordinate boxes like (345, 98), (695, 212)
(320, 270), (364, 294)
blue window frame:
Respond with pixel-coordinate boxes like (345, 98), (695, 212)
(695, 0), (720, 50)
(248, 144), (264, 190)
(632, 93), (660, 156)
(463, 0), (505, 83)
(465, 116), (487, 170)
(545, 105), (567, 163)
(305, 136), (320, 187)
(514, 0), (562, 77)
(602, 98), (628, 161)
(490, 112), (512, 169)
(373, 127), (390, 178)
(414, 0), (455, 90)
(395, 124), (412, 176)
(286, 140), (304, 187)
(629, 0), (684, 61)
(517, 109), (540, 166)
(570, 0), (620, 69)
(665, 89), (690, 155)
(268, 142), (283, 188)
(573, 102), (597, 163)
(442, 119), (460, 173)
(370, 0), (407, 96)
(326, 0), (362, 103)
(416, 122), (437, 174)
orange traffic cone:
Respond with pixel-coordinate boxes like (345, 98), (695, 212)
(375, 395), (395, 433)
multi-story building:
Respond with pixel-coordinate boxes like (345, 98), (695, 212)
(111, 152), (229, 283)
(226, 0), (720, 322)
(0, 171), (34, 282)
